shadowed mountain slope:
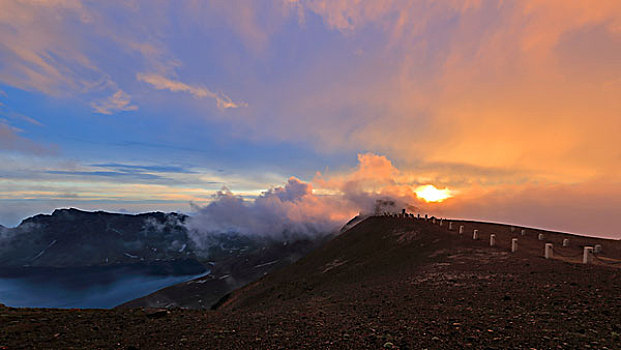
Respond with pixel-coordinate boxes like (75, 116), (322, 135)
(0, 208), (194, 267)
(119, 236), (331, 309)
(218, 216), (621, 313)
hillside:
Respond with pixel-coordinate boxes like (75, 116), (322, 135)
(1, 216), (620, 349)
(0, 208), (194, 267)
(119, 217), (356, 309)
(119, 236), (330, 309)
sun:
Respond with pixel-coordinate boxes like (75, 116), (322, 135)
(415, 184), (452, 203)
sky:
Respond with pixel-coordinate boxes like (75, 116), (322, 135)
(0, 0), (620, 238)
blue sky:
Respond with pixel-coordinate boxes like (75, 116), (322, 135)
(1, 1), (620, 238)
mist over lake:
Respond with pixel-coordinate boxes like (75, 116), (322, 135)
(0, 263), (208, 309)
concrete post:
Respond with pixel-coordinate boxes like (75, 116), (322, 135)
(538, 233), (544, 240)
(473, 229), (478, 240)
(458, 225), (464, 234)
(432, 218), (436, 224)
(425, 214), (428, 221)
(562, 238), (569, 247)
(520, 229), (526, 236)
(490, 234), (496, 247)
(448, 222), (453, 230)
(511, 238), (518, 252)
(545, 243), (553, 259)
(439, 219), (443, 226)
(583, 247), (593, 264)
(594, 244), (602, 253)
(417, 213), (420, 219)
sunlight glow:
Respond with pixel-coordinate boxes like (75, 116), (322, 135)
(415, 185), (452, 203)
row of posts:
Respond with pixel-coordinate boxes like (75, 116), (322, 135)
(422, 215), (602, 265)
(381, 211), (603, 265)
(544, 243), (600, 264)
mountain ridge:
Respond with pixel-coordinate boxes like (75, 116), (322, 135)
(0, 208), (193, 267)
(1, 215), (620, 348)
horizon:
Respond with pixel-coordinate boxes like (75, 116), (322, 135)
(4, 206), (620, 241)
(1, 1), (620, 238)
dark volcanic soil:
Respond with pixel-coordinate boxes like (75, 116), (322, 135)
(1, 216), (620, 349)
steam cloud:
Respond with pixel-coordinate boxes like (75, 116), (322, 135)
(186, 177), (350, 248)
(186, 153), (422, 248)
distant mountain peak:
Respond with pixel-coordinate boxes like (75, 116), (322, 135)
(3, 209), (194, 268)
(52, 207), (81, 214)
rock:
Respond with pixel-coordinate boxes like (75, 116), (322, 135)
(145, 309), (169, 319)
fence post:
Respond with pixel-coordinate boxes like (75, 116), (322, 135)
(490, 234), (496, 247)
(439, 219), (443, 226)
(538, 233), (544, 241)
(594, 244), (602, 253)
(458, 225), (464, 234)
(511, 238), (518, 253)
(545, 243), (553, 259)
(473, 229), (479, 240)
(562, 238), (569, 247)
(520, 229), (526, 236)
(448, 222), (453, 230)
(583, 247), (593, 264)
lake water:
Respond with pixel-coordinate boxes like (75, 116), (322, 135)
(0, 263), (208, 309)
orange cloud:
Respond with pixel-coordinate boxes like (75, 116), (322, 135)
(90, 90), (138, 115)
(239, 0), (621, 189)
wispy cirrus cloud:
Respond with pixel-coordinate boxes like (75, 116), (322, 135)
(46, 170), (163, 181)
(0, 0), (100, 96)
(0, 121), (55, 155)
(136, 73), (246, 110)
(91, 163), (197, 174)
(45, 162), (200, 181)
(0, 102), (44, 127)
(90, 90), (138, 115)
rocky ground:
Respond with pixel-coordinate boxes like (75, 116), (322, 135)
(1, 216), (620, 349)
